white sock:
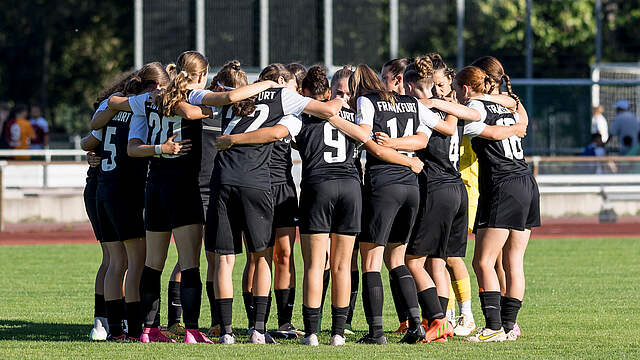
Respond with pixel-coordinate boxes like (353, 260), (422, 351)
(459, 300), (473, 318)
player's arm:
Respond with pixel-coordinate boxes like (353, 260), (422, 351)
(421, 98), (483, 122)
(302, 99), (343, 119)
(362, 138), (424, 174)
(174, 102), (214, 120)
(91, 95), (122, 130)
(81, 131), (100, 151)
(126, 114), (191, 157)
(374, 131), (429, 151)
(478, 123), (526, 140)
(216, 115), (301, 150)
(196, 81), (278, 107)
(470, 94), (518, 109)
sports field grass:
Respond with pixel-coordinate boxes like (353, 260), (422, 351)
(0, 237), (638, 359)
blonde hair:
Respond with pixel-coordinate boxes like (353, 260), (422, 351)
(348, 64), (395, 110)
(156, 51), (209, 116)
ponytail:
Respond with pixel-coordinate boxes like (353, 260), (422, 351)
(502, 74), (520, 109)
(155, 51), (209, 116)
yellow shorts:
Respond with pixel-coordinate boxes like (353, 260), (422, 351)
(460, 137), (479, 233)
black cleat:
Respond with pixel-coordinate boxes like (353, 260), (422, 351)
(400, 325), (426, 344)
(357, 333), (387, 345)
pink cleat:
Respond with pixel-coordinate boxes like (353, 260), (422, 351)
(140, 327), (176, 343)
(184, 329), (214, 344)
(513, 323), (521, 338)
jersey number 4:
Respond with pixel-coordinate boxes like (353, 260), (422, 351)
(496, 118), (524, 160)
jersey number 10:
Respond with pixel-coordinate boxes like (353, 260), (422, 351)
(496, 118), (524, 160)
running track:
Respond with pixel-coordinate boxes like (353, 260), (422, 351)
(1, 217), (639, 246)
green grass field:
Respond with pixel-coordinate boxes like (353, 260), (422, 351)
(0, 237), (639, 359)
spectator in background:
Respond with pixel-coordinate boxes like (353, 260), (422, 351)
(582, 133), (608, 174)
(625, 132), (640, 156)
(610, 99), (639, 154)
(29, 105), (49, 149)
(591, 105), (609, 143)
(5, 104), (35, 160)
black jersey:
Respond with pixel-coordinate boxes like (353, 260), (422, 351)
(97, 110), (148, 183)
(199, 109), (221, 193)
(360, 93), (427, 188)
(296, 107), (360, 186)
(470, 100), (530, 186)
(143, 92), (202, 182)
(417, 108), (463, 190)
(213, 87), (309, 191)
(269, 135), (294, 185)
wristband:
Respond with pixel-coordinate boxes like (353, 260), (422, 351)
(155, 145), (162, 154)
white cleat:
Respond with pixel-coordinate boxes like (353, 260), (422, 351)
(329, 334), (346, 346)
(90, 317), (108, 341)
(454, 313), (476, 337)
(218, 333), (236, 344)
(300, 333), (319, 346)
(464, 327), (506, 342)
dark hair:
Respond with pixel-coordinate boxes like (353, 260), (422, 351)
(348, 64), (395, 110)
(302, 65), (330, 100)
(330, 66), (353, 88)
(94, 72), (136, 110)
(404, 56), (434, 88)
(156, 51), (209, 116)
(383, 58), (410, 78)
(259, 63), (294, 83)
(212, 60), (255, 117)
(124, 62), (170, 95)
(10, 104), (28, 119)
(286, 63), (307, 91)
(470, 56), (520, 107)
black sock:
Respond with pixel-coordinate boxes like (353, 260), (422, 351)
(389, 272), (409, 323)
(417, 287), (444, 324)
(94, 294), (106, 318)
(105, 299), (125, 337)
(140, 266), (162, 328)
(438, 296), (449, 318)
(389, 266), (421, 329)
(242, 292), (255, 329)
(205, 281), (217, 327)
(167, 280), (182, 327)
(479, 291), (502, 330)
(180, 268), (202, 330)
(501, 296), (522, 333)
(331, 306), (349, 337)
(253, 296), (269, 334)
(362, 272), (384, 338)
(275, 289), (291, 327)
(126, 301), (142, 338)
(215, 298), (233, 335)
(265, 292), (272, 326)
(286, 287), (296, 325)
(346, 270), (359, 325)
(302, 305), (321, 337)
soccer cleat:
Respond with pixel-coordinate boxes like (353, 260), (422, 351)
(140, 327), (177, 343)
(122, 319), (129, 335)
(107, 334), (128, 342)
(394, 320), (409, 333)
(423, 318), (454, 343)
(249, 330), (266, 344)
(344, 323), (355, 335)
(505, 329), (518, 341)
(513, 323), (521, 338)
(299, 333), (319, 346)
(184, 328), (214, 344)
(167, 322), (186, 336)
(127, 336), (141, 342)
(218, 333), (236, 344)
(454, 313), (477, 337)
(90, 324), (108, 341)
(208, 324), (221, 338)
(265, 332), (280, 344)
(329, 334), (346, 346)
(356, 333), (387, 345)
(400, 324), (426, 344)
(464, 327), (507, 342)
(269, 323), (300, 339)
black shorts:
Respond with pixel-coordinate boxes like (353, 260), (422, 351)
(299, 179), (361, 235)
(96, 181), (145, 242)
(205, 185), (274, 255)
(271, 181), (298, 228)
(475, 174), (541, 232)
(359, 184), (420, 246)
(145, 180), (204, 232)
(200, 189), (211, 223)
(84, 180), (101, 242)
(407, 182), (468, 258)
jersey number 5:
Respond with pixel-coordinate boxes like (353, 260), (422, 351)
(101, 126), (117, 171)
(496, 118), (524, 160)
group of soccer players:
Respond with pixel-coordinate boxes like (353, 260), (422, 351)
(83, 49), (539, 345)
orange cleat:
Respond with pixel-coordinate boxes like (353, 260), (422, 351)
(394, 320), (409, 334)
(422, 318), (454, 343)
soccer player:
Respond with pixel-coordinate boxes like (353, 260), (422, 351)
(207, 63), (343, 345)
(452, 66), (539, 342)
(109, 51), (274, 344)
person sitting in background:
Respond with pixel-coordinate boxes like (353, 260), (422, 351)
(5, 104), (35, 160)
(591, 105), (609, 143)
(29, 105), (49, 149)
(610, 99), (639, 154)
